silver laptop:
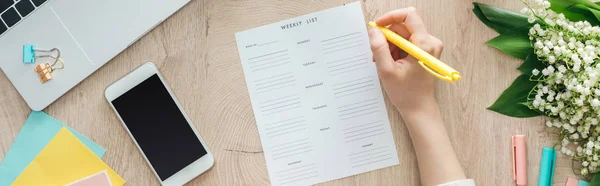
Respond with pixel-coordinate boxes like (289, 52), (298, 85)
(0, 0), (190, 111)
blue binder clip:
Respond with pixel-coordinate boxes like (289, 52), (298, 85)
(23, 45), (35, 63)
(22, 44), (61, 64)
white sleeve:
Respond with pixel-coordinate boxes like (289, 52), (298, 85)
(436, 179), (476, 186)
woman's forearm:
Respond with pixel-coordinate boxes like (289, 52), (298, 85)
(399, 99), (466, 186)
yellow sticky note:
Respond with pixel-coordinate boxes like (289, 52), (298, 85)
(12, 127), (125, 186)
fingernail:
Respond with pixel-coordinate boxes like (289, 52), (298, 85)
(368, 28), (376, 37)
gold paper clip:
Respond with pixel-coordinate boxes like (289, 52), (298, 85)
(33, 56), (64, 83)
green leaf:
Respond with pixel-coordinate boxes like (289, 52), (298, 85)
(488, 74), (541, 118)
(550, 0), (600, 24)
(518, 53), (547, 75)
(472, 2), (532, 34)
(550, 0), (600, 12)
(473, 3), (506, 33)
(591, 173), (600, 186)
(485, 28), (533, 59)
(549, 0), (583, 20)
(587, 7), (600, 23)
(565, 4), (600, 25)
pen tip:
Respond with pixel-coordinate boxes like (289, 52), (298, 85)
(452, 74), (461, 81)
(368, 22), (377, 27)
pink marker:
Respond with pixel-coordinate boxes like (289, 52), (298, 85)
(513, 135), (527, 186)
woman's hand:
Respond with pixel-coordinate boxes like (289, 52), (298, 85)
(368, 7), (444, 115)
(369, 8), (467, 186)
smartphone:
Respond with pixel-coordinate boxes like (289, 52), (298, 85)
(105, 62), (214, 186)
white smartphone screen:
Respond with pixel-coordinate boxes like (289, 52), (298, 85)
(111, 74), (207, 181)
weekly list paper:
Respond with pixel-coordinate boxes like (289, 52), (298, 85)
(235, 2), (399, 186)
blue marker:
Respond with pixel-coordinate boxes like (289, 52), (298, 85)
(538, 148), (556, 186)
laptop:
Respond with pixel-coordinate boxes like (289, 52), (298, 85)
(0, 0), (190, 111)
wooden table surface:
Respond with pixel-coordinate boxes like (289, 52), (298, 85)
(0, 0), (583, 185)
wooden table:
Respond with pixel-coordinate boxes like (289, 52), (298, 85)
(0, 0), (582, 185)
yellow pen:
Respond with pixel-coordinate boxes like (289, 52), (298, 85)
(368, 22), (461, 82)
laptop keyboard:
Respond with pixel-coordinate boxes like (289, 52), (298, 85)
(0, 0), (46, 36)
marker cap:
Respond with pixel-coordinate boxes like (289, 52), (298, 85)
(538, 148), (556, 186)
(512, 135), (527, 186)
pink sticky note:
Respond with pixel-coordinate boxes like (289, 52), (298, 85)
(566, 177), (579, 186)
(67, 170), (112, 186)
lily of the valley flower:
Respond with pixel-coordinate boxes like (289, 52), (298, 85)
(524, 0), (600, 176)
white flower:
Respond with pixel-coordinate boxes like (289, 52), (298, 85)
(558, 39), (566, 46)
(521, 7), (529, 14)
(584, 56), (594, 64)
(577, 84), (584, 93)
(584, 87), (592, 95)
(548, 56), (556, 63)
(586, 45), (595, 51)
(547, 66), (555, 73)
(554, 46), (562, 55)
(584, 28), (591, 35)
(556, 72), (564, 80)
(574, 65), (581, 72)
(558, 65), (567, 73)
(576, 99), (584, 106)
(543, 1), (551, 8)
(541, 85), (548, 92)
(554, 121), (562, 127)
(543, 47), (550, 54)
(572, 54), (581, 63)
(592, 99), (600, 107)
(545, 41), (554, 48)
(532, 69), (540, 76)
(528, 16), (536, 23)
(535, 41), (544, 49)
(542, 68), (549, 76)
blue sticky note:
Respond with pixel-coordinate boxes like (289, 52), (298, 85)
(579, 180), (589, 186)
(0, 111), (106, 186)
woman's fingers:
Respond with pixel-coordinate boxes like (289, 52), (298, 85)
(375, 7), (428, 35)
(375, 7), (433, 54)
(398, 35), (443, 62)
(387, 24), (410, 60)
(369, 27), (396, 78)
(428, 35), (444, 58)
(387, 23), (411, 39)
